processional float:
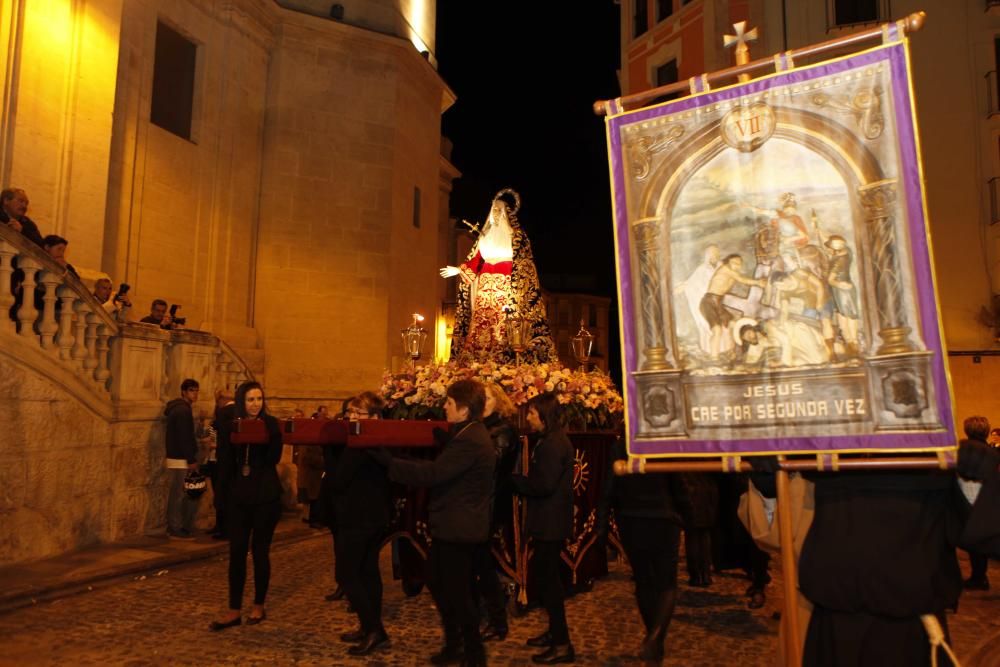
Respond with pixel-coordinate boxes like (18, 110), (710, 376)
(596, 11), (952, 665)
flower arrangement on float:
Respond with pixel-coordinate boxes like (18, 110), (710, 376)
(379, 361), (624, 430)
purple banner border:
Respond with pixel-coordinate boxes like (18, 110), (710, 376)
(607, 43), (956, 456)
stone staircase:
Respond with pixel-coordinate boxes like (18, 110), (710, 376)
(0, 225), (259, 565)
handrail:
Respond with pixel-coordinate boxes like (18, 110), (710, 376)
(0, 223), (119, 332)
(594, 11), (927, 116)
(217, 336), (256, 382)
(1, 222), (256, 403)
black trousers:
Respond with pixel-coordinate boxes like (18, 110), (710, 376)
(968, 551), (989, 580)
(619, 516), (680, 632)
(684, 527), (712, 582)
(472, 541), (507, 627)
(427, 540), (484, 656)
(228, 499), (281, 610)
(533, 539), (569, 644)
(213, 468), (231, 535)
(748, 540), (772, 589)
(336, 526), (385, 633)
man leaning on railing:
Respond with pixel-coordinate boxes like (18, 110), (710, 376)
(0, 188), (44, 247)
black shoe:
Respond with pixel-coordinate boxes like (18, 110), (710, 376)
(532, 643), (575, 664)
(481, 624), (508, 641)
(209, 616), (242, 631)
(639, 637), (664, 661)
(167, 529), (195, 540)
(964, 577), (990, 591)
(340, 627), (365, 643)
(325, 586), (345, 602)
(246, 611), (266, 625)
(461, 649), (487, 667)
(348, 630), (390, 656)
(748, 589), (766, 609)
(526, 631), (553, 647)
(429, 644), (465, 665)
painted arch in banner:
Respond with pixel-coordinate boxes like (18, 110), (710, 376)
(605, 39), (955, 458)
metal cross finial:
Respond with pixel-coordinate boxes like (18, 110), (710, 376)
(724, 21), (759, 81)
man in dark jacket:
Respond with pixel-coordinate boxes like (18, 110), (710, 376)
(597, 436), (684, 661)
(378, 379), (495, 667)
(0, 188), (44, 246)
(165, 378), (200, 539)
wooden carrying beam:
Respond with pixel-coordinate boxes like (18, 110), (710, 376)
(283, 418), (350, 445)
(231, 418), (448, 448)
(347, 419), (449, 448)
(229, 418), (269, 444)
(593, 11), (927, 116)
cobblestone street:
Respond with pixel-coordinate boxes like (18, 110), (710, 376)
(0, 533), (996, 666)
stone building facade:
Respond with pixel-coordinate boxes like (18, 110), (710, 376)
(0, 0), (456, 564)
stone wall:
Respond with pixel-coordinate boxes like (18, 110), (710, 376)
(0, 353), (116, 562)
(103, 0), (273, 347)
(0, 326), (253, 566)
(255, 10), (452, 400)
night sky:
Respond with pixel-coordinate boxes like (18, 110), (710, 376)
(436, 0), (623, 378)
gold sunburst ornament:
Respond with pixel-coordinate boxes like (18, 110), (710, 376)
(573, 450), (590, 495)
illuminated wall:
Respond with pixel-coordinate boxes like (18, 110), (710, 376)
(1, 0), (455, 401)
(0, 0), (124, 270)
(274, 0), (437, 64)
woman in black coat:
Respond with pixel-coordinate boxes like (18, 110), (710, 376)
(511, 392), (575, 665)
(333, 392), (392, 656)
(209, 381), (284, 630)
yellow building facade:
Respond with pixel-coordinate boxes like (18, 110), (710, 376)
(0, 0), (455, 563)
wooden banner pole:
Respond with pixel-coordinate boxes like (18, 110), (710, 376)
(593, 11), (927, 116)
(613, 456), (950, 475)
(775, 468), (802, 667)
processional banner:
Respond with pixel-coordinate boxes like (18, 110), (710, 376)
(605, 36), (954, 458)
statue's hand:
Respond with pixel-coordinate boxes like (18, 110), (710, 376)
(440, 266), (461, 278)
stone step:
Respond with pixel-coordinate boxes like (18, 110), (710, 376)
(234, 347), (266, 375)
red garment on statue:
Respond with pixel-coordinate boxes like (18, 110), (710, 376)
(458, 251), (513, 362)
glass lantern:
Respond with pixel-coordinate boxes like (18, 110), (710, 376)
(571, 320), (595, 371)
(401, 313), (427, 371)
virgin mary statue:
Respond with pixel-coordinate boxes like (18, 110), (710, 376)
(440, 189), (556, 365)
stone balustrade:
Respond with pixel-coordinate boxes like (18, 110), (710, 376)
(0, 227), (119, 396)
(0, 225), (257, 565)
